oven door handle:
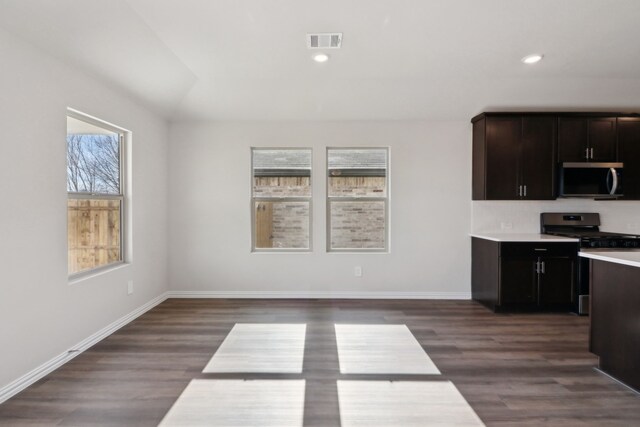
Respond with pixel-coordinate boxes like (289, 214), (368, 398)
(607, 168), (619, 195)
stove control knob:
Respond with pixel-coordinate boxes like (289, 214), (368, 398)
(610, 241), (617, 248)
(590, 241), (598, 248)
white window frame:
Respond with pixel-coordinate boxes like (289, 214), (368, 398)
(251, 147), (313, 252)
(67, 109), (127, 278)
(326, 147), (389, 253)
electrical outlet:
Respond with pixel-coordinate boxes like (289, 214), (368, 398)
(500, 222), (513, 231)
(127, 280), (134, 295)
(354, 266), (362, 277)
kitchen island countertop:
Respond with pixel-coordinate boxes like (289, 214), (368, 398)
(470, 233), (579, 243)
(579, 251), (640, 268)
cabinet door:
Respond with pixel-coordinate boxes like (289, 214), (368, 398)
(618, 118), (640, 199)
(558, 118), (588, 162)
(538, 257), (574, 306)
(485, 117), (521, 199)
(589, 118), (617, 161)
(521, 116), (556, 199)
(501, 257), (537, 305)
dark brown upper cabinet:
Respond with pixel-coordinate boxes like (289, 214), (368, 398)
(473, 114), (556, 200)
(558, 117), (617, 162)
(618, 118), (640, 199)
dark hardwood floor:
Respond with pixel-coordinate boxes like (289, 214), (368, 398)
(1, 299), (639, 426)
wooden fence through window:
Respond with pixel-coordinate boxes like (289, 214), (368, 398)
(68, 199), (121, 274)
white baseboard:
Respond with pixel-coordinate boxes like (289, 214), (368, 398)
(167, 290), (472, 300)
(0, 292), (169, 405)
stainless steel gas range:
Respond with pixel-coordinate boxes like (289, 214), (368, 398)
(541, 212), (640, 315)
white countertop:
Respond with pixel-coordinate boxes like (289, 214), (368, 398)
(579, 251), (640, 268)
(470, 233), (580, 243)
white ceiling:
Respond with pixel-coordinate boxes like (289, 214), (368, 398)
(2, 0), (640, 121)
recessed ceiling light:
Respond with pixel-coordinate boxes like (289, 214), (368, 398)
(313, 53), (329, 63)
(522, 54), (544, 64)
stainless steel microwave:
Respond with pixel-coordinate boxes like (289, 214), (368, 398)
(559, 162), (623, 198)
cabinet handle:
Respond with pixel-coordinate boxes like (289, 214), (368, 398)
(585, 148), (589, 160)
(523, 185), (527, 197)
(541, 261), (546, 274)
(535, 261), (540, 274)
(518, 185), (522, 197)
(590, 148), (594, 159)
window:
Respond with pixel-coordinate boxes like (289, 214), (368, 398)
(327, 148), (388, 251)
(67, 111), (125, 276)
(252, 148), (312, 251)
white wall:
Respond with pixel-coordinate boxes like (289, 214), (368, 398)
(168, 121), (472, 297)
(0, 28), (169, 389)
(169, 121), (640, 299)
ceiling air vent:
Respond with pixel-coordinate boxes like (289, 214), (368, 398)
(307, 33), (342, 49)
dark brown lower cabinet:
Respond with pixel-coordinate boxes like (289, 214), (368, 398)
(590, 259), (640, 392)
(500, 257), (536, 305)
(472, 238), (577, 312)
(539, 257), (575, 305)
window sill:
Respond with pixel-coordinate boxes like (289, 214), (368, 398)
(327, 250), (390, 254)
(68, 262), (130, 285)
(251, 250), (312, 254)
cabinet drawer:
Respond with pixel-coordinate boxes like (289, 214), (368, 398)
(500, 242), (578, 257)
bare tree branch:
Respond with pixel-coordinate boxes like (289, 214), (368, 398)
(66, 133), (120, 194)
